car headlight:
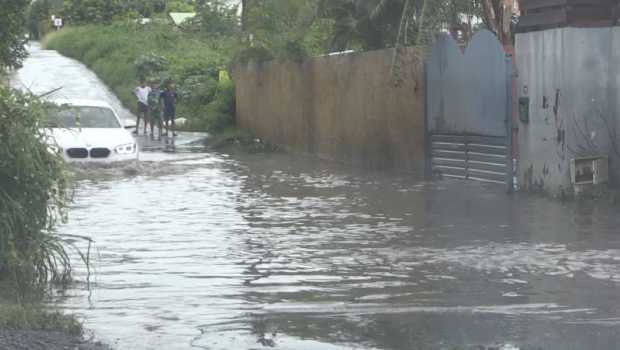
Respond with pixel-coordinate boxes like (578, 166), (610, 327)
(115, 143), (136, 154)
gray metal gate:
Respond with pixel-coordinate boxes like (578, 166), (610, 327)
(425, 30), (513, 190)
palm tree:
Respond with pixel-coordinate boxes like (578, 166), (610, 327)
(319, 0), (467, 51)
(318, 0), (407, 51)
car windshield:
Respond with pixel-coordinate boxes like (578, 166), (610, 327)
(46, 105), (121, 128)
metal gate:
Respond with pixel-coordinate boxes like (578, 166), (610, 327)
(425, 30), (513, 190)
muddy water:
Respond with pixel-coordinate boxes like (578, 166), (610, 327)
(13, 44), (620, 350)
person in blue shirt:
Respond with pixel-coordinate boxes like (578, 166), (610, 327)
(160, 80), (179, 137)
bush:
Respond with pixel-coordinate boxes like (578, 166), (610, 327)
(192, 0), (240, 37)
(0, 304), (82, 335)
(133, 52), (168, 81)
(0, 87), (70, 298)
(183, 75), (234, 132)
(230, 46), (274, 66)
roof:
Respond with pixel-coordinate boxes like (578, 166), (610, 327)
(169, 12), (196, 26)
(518, 0), (616, 33)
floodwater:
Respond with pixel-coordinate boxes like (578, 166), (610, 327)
(11, 44), (620, 350)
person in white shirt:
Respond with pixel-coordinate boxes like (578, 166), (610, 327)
(134, 80), (152, 135)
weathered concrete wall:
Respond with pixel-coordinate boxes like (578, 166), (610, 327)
(234, 48), (425, 172)
(516, 28), (617, 194)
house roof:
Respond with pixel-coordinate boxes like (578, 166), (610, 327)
(169, 12), (197, 26)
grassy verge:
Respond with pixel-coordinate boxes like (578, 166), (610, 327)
(0, 302), (81, 335)
(43, 21), (237, 134)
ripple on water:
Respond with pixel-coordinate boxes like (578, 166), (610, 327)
(56, 153), (620, 349)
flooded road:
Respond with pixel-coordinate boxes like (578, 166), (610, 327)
(12, 44), (620, 350)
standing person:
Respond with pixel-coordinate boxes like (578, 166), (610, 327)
(148, 80), (163, 139)
(160, 80), (178, 137)
(134, 79), (151, 135)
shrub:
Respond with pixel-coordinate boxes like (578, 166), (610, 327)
(0, 304), (82, 335)
(62, 0), (134, 24)
(133, 52), (168, 81)
(0, 87), (71, 298)
(178, 74), (218, 107)
(184, 76), (235, 132)
(1, 0), (29, 69)
(192, 0), (240, 37)
(231, 46), (274, 66)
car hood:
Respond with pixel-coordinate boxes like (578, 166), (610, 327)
(46, 128), (135, 149)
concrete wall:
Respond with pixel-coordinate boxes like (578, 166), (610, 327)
(234, 48), (425, 172)
(516, 28), (618, 194)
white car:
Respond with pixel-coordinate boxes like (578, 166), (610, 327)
(44, 99), (138, 163)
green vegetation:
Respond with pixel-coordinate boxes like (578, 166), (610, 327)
(242, 0), (333, 59)
(242, 0), (494, 51)
(205, 127), (278, 153)
(1, 0), (29, 69)
(0, 87), (71, 298)
(0, 81), (80, 336)
(0, 303), (81, 335)
(27, 0), (64, 40)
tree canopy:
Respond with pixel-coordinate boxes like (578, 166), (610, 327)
(193, 0), (239, 37)
(0, 0), (29, 69)
(240, 0), (513, 55)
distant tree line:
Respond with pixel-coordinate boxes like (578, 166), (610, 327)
(27, 0), (195, 34)
(26, 0), (516, 52)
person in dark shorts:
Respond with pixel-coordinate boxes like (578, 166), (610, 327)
(134, 79), (151, 135)
(148, 80), (163, 139)
(160, 80), (178, 137)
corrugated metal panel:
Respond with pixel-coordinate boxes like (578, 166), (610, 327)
(430, 134), (509, 185)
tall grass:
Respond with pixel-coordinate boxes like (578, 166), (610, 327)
(44, 22), (237, 132)
(0, 87), (71, 299)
